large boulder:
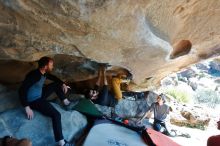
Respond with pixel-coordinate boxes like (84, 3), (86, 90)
(1, 0), (220, 86)
(188, 77), (198, 91)
(0, 103), (87, 146)
(160, 74), (178, 87)
(96, 91), (158, 118)
(115, 99), (149, 118)
(208, 60), (220, 77)
(177, 69), (197, 80)
(195, 63), (209, 72)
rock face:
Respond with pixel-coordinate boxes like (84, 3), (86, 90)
(0, 103), (87, 146)
(0, 0), (220, 86)
(170, 40), (192, 59)
(96, 91), (158, 118)
(0, 84), (21, 112)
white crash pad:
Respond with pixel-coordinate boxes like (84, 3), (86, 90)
(83, 123), (147, 146)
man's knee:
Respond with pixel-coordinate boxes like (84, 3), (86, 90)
(46, 82), (62, 90)
(153, 123), (161, 131)
(52, 82), (62, 90)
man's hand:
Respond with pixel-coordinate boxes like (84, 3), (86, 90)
(25, 106), (34, 120)
(62, 84), (71, 94)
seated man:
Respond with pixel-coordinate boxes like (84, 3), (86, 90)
(19, 57), (74, 146)
(207, 119), (220, 146)
(0, 136), (32, 146)
(139, 94), (174, 136)
(85, 65), (116, 107)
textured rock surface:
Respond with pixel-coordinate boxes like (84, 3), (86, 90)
(0, 0), (220, 86)
(0, 60), (37, 84)
(114, 99), (150, 118)
(0, 54), (131, 85)
(0, 103), (87, 146)
(0, 84), (21, 112)
(170, 40), (192, 59)
(96, 91), (158, 118)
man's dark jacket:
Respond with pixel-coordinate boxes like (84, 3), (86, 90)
(19, 69), (63, 107)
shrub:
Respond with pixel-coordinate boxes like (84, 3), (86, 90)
(164, 88), (190, 103)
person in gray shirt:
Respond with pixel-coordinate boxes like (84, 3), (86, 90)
(139, 94), (173, 136)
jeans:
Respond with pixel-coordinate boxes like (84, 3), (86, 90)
(153, 119), (169, 134)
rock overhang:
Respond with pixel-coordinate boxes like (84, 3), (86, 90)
(0, 0), (220, 88)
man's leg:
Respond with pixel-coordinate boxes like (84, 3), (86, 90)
(97, 85), (110, 106)
(42, 82), (66, 101)
(102, 66), (108, 86)
(94, 66), (103, 90)
(160, 122), (169, 134)
(96, 66), (112, 106)
(160, 122), (176, 137)
(154, 120), (174, 136)
(29, 99), (64, 142)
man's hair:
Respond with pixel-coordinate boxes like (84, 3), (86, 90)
(38, 56), (53, 68)
(158, 93), (166, 103)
